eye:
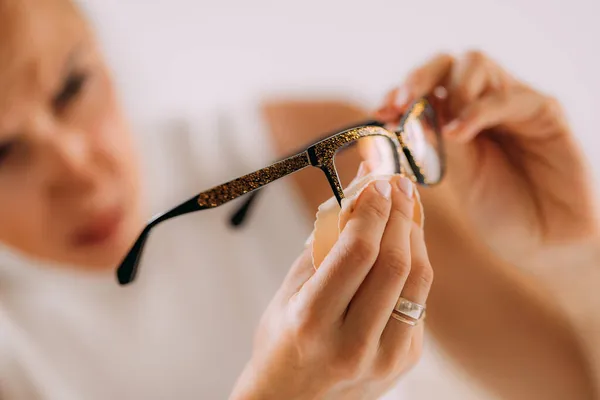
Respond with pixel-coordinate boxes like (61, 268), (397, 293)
(52, 71), (88, 113)
(0, 141), (16, 167)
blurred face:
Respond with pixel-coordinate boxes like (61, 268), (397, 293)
(0, 0), (144, 270)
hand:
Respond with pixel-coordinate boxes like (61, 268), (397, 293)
(376, 51), (599, 263)
(230, 176), (433, 400)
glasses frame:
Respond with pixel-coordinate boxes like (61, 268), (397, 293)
(116, 98), (444, 286)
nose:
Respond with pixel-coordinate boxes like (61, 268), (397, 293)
(38, 122), (99, 199)
(50, 134), (98, 195)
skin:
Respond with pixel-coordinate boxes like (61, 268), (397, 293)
(0, 0), (144, 270)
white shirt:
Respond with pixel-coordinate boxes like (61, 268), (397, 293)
(0, 105), (491, 399)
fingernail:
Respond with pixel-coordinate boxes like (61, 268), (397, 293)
(374, 180), (392, 199)
(433, 86), (448, 99)
(397, 176), (414, 198)
(444, 119), (475, 143)
(395, 87), (410, 108)
(443, 119), (460, 135)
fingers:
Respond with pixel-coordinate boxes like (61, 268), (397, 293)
(447, 51), (497, 113)
(375, 54), (454, 123)
(299, 180), (392, 320)
(376, 50), (567, 145)
(376, 51), (518, 128)
(399, 53), (455, 109)
(443, 87), (562, 142)
(282, 177), (430, 387)
(344, 176), (416, 338)
(280, 247), (316, 300)
(374, 87), (404, 121)
(379, 223), (433, 362)
(401, 227), (433, 306)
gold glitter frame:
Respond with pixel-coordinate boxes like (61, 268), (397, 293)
(116, 98), (443, 285)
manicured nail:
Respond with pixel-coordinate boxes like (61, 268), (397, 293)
(374, 180), (392, 199)
(443, 119), (460, 135)
(433, 86), (448, 100)
(444, 119), (475, 143)
(397, 176), (414, 198)
(395, 87), (410, 108)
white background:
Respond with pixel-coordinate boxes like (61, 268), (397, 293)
(84, 0), (600, 182)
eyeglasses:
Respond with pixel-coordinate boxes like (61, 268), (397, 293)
(116, 98), (445, 286)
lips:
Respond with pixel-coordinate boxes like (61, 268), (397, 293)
(71, 205), (124, 247)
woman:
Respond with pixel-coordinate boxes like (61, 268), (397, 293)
(0, 1), (595, 400)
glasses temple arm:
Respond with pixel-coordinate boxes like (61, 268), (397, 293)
(230, 190), (262, 226)
(116, 195), (206, 285)
(117, 152), (311, 285)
